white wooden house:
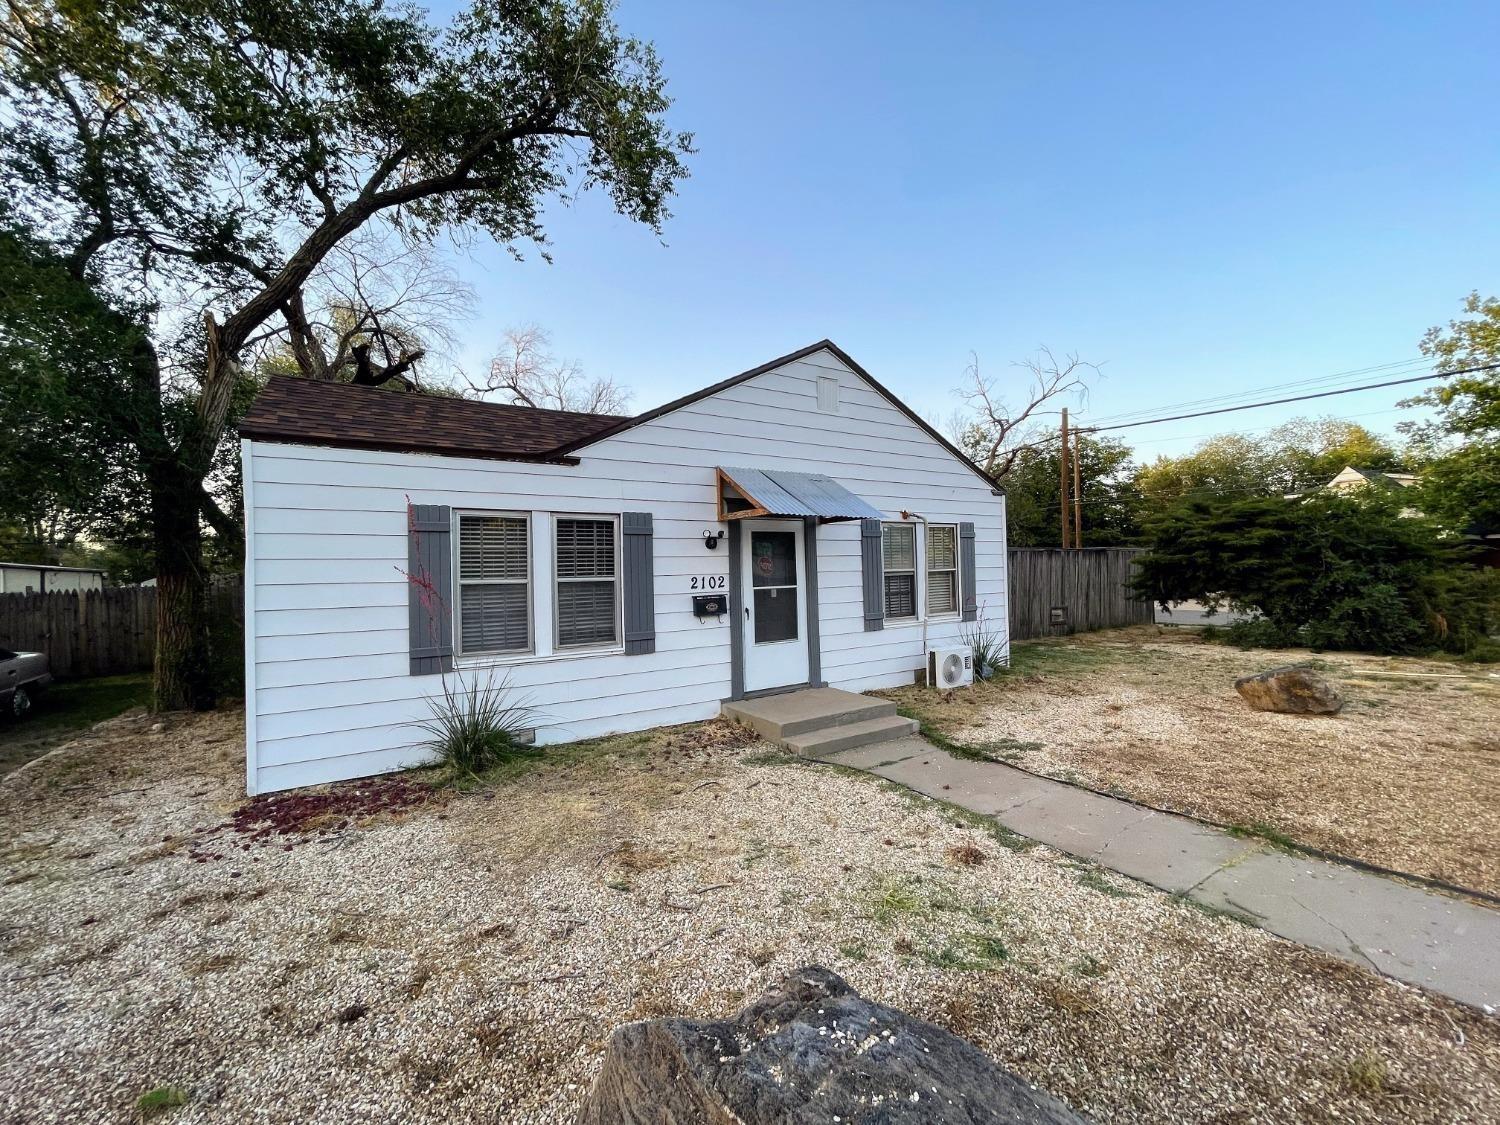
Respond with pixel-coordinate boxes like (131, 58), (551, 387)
(239, 341), (1010, 794)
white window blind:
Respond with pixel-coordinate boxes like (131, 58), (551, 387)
(927, 524), (958, 616)
(556, 517), (619, 648)
(882, 523), (916, 620)
(458, 515), (529, 654)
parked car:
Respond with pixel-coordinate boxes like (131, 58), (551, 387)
(0, 648), (53, 718)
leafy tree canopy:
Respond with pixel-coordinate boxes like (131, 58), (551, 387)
(1002, 435), (1140, 548)
(1403, 292), (1500, 536)
(2, 0), (691, 706)
(1134, 417), (1405, 509)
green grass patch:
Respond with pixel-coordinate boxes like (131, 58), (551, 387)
(136, 1086), (189, 1117)
(1227, 821), (1301, 853)
(838, 941), (868, 962)
(461, 728), (662, 788)
(1170, 892), (1257, 927)
(1068, 864), (1140, 899)
(919, 931), (1011, 972)
(19, 673), (151, 737)
(896, 710), (1041, 764)
(1, 672), (152, 780)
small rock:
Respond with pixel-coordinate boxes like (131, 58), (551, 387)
(149, 723), (166, 734)
(577, 965), (1089, 1123)
(1234, 665), (1343, 715)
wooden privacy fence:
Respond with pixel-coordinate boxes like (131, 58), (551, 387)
(1008, 547), (1153, 641)
(0, 580), (243, 679)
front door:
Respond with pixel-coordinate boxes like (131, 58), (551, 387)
(741, 519), (810, 693)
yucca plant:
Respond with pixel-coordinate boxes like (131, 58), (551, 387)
(418, 669), (540, 780)
(959, 609), (1008, 680)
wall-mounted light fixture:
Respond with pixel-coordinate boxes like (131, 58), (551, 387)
(703, 529), (727, 551)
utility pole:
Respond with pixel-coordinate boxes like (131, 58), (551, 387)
(1072, 425), (1083, 548)
(1059, 407), (1071, 549)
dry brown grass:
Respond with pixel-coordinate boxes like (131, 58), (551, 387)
(888, 627), (1500, 895)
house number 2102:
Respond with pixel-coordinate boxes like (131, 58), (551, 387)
(689, 575), (727, 591)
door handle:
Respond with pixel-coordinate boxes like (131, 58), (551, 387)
(744, 606), (750, 620)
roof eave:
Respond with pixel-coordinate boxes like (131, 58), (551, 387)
(239, 431), (582, 466)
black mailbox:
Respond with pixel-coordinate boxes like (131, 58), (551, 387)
(693, 594), (727, 619)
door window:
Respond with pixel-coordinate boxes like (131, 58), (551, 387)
(751, 530), (798, 644)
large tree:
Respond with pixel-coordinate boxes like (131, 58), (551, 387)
(1403, 292), (1500, 537)
(1, 0), (690, 708)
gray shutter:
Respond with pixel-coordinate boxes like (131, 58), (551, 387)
(860, 518), (884, 631)
(959, 521), (978, 622)
(408, 504), (454, 675)
(622, 511), (655, 655)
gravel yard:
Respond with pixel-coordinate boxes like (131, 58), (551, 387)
(2, 706), (1499, 1124)
(888, 628), (1500, 897)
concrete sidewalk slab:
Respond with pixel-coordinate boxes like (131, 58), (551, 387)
(1195, 851), (1500, 1008)
(821, 737), (927, 771)
(826, 742), (1500, 1011)
(869, 750), (1057, 815)
(1097, 813), (1257, 894)
(998, 787), (1155, 859)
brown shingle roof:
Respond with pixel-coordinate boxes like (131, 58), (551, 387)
(238, 378), (626, 463)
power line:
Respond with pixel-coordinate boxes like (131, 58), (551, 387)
(1077, 362), (1496, 435)
(1084, 356), (1430, 427)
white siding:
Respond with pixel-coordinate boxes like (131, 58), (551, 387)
(244, 348), (1008, 793)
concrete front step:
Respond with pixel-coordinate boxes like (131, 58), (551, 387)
(783, 714), (920, 759)
(721, 687), (916, 759)
(721, 687), (897, 741)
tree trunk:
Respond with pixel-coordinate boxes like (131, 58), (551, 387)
(150, 457), (216, 712)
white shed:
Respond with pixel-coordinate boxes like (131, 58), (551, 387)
(238, 341), (1010, 794)
(0, 563), (106, 595)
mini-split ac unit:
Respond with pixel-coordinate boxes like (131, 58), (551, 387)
(928, 646), (973, 690)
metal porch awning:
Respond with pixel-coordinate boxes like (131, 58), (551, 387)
(716, 466), (883, 522)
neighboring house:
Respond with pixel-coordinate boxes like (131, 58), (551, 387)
(1322, 465), (1419, 495)
(0, 563), (105, 595)
(1319, 465), (1423, 519)
(238, 341), (1010, 795)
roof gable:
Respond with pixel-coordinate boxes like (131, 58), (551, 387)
(556, 340), (1001, 490)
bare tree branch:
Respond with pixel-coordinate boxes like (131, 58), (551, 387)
(954, 347), (1101, 477)
(470, 325), (630, 413)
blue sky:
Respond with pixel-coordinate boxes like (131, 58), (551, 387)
(439, 1), (1500, 460)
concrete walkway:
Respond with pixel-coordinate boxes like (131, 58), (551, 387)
(828, 738), (1500, 1011)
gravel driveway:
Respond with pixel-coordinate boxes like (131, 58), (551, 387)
(2, 707), (1498, 1123)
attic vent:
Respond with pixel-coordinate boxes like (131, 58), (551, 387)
(816, 375), (840, 412)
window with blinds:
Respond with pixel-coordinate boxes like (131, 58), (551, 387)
(457, 514), (530, 654)
(926, 524), (959, 616)
(882, 523), (917, 620)
(555, 517), (619, 648)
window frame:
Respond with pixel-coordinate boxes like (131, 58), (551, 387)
(881, 521), (919, 622)
(452, 509), (534, 659)
(552, 512), (624, 653)
(925, 523), (961, 619)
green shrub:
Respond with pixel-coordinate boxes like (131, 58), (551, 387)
(1133, 491), (1500, 656)
(418, 670), (540, 780)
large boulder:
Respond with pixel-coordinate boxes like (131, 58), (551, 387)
(1234, 665), (1344, 715)
(577, 965), (1089, 1124)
